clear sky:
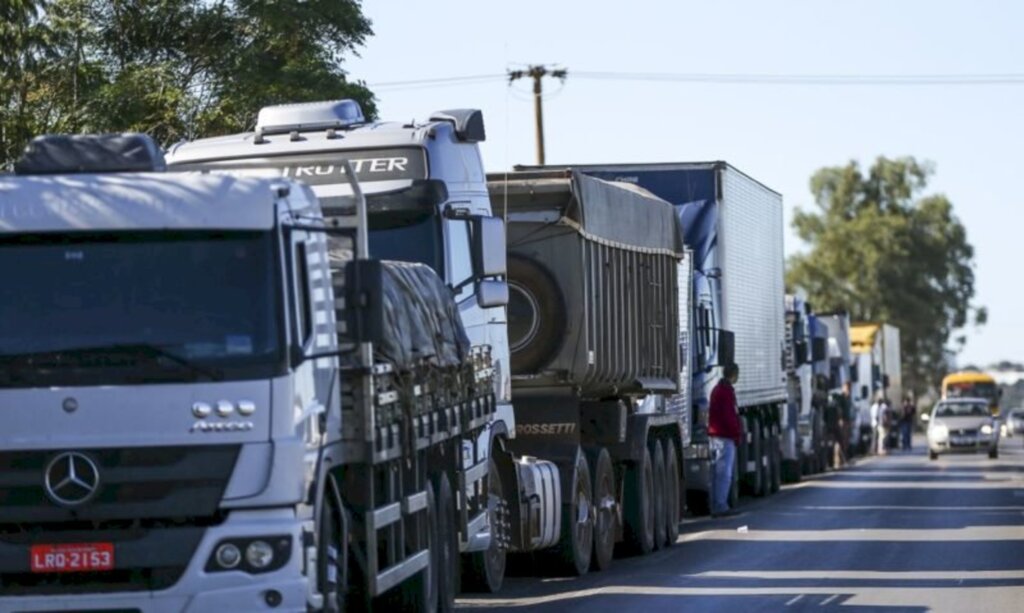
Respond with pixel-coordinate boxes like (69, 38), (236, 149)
(346, 0), (1023, 368)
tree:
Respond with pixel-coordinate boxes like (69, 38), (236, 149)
(0, 0), (376, 168)
(787, 156), (984, 395)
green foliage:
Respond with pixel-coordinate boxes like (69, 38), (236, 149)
(787, 156), (983, 394)
(0, 0), (376, 168)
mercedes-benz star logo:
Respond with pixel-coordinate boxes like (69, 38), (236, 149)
(44, 452), (100, 507)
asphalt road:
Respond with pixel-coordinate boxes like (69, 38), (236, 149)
(459, 436), (1024, 613)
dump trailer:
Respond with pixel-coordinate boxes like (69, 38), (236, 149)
(0, 131), (494, 613)
(486, 168), (692, 576)
(517, 162), (787, 512)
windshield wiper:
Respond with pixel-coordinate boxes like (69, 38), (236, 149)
(0, 343), (224, 381)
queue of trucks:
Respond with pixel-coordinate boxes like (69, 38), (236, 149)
(0, 99), (904, 612)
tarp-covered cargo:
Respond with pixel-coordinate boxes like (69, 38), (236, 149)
(487, 169), (683, 397)
(329, 240), (469, 370)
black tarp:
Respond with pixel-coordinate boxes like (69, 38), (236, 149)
(15, 134), (167, 175)
(329, 238), (469, 370)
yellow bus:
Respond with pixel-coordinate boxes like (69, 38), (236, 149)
(941, 371), (1001, 416)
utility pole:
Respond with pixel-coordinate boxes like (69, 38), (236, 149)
(508, 65), (567, 165)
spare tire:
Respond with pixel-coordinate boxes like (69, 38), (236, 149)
(507, 255), (566, 374)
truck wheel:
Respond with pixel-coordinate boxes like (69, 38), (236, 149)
(769, 430), (781, 494)
(623, 446), (656, 555)
(319, 475), (348, 613)
(663, 439), (681, 546)
(749, 417), (766, 497)
(401, 481), (437, 612)
(551, 451), (593, 576)
(507, 256), (566, 374)
(650, 440), (667, 550)
(463, 456), (507, 593)
(587, 448), (616, 572)
(436, 474), (459, 612)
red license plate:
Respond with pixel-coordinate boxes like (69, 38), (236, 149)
(30, 542), (114, 573)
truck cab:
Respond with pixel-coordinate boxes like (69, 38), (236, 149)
(0, 134), (333, 611)
(167, 101), (511, 427)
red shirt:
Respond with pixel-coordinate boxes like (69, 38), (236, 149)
(708, 379), (742, 446)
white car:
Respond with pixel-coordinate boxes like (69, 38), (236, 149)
(923, 398), (1000, 460)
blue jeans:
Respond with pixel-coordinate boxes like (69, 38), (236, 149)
(712, 437), (736, 514)
(900, 422), (912, 450)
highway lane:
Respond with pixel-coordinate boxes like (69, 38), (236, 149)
(459, 436), (1024, 612)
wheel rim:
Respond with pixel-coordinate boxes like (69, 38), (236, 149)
(575, 470), (593, 559)
(595, 465), (615, 557)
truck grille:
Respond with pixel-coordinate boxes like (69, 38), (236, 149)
(0, 445), (239, 524)
(0, 445), (239, 595)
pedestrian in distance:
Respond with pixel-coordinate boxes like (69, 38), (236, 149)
(900, 396), (916, 451)
(876, 397), (891, 456)
(870, 393), (884, 455)
(709, 363), (743, 517)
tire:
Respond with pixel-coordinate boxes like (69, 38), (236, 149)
(551, 450), (593, 576)
(663, 440), (681, 546)
(587, 448), (616, 572)
(463, 456), (507, 593)
(769, 430), (782, 494)
(650, 440), (667, 550)
(928, 450), (938, 461)
(623, 446), (656, 555)
(989, 448), (999, 460)
(435, 474), (459, 612)
(318, 475), (348, 613)
(781, 459), (802, 484)
(401, 481), (437, 612)
(507, 256), (566, 374)
(749, 418), (766, 497)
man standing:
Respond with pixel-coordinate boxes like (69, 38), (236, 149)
(900, 396), (916, 451)
(709, 363), (742, 517)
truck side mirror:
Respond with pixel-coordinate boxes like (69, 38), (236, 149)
(882, 374), (890, 389)
(850, 365), (859, 382)
(861, 385), (869, 400)
(717, 330), (735, 367)
(344, 259), (386, 346)
(476, 279), (508, 308)
(471, 215), (506, 278)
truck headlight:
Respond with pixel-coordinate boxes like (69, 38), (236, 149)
(246, 540), (275, 569)
(214, 543), (241, 569)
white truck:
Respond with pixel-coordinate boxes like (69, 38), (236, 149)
(0, 132), (494, 612)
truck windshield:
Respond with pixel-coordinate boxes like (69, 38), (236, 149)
(946, 381), (998, 401)
(368, 209), (444, 275)
(0, 231), (284, 388)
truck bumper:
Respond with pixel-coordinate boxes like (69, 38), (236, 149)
(0, 510), (309, 613)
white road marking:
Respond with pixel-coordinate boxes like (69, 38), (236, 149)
(785, 594), (805, 606)
(678, 525), (1024, 542)
(819, 594), (840, 606)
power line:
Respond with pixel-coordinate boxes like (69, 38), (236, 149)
(573, 71), (1024, 85)
(366, 71), (1024, 91)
